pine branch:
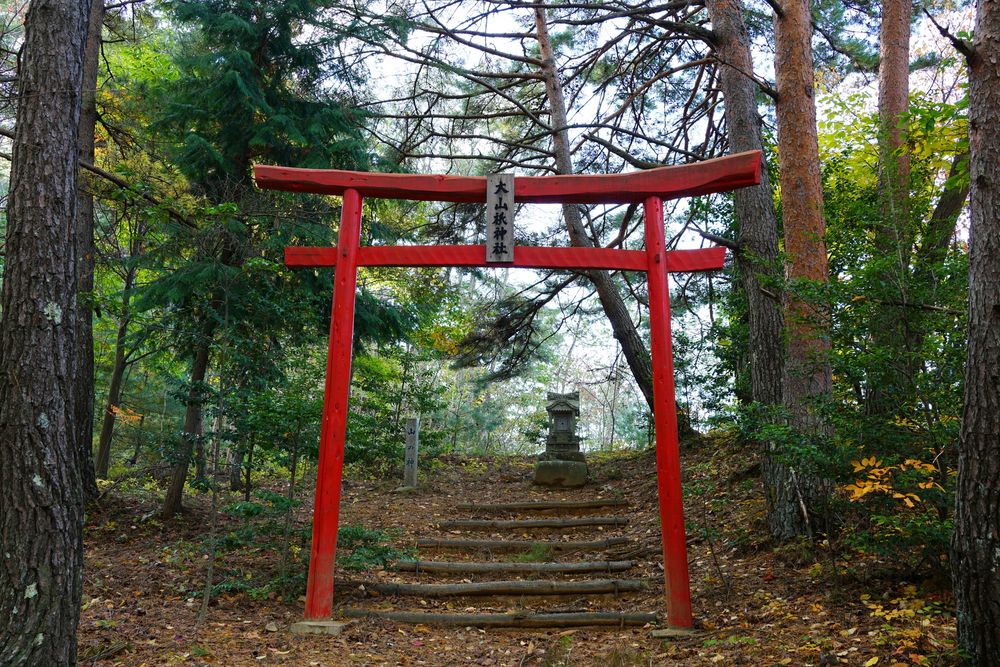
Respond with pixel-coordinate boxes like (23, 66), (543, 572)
(923, 8), (976, 63)
(0, 126), (195, 229)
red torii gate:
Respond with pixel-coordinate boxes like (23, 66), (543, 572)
(253, 149), (761, 628)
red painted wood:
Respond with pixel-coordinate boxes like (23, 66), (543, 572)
(256, 151), (761, 204)
(665, 246), (725, 272)
(303, 189), (363, 620)
(644, 196), (694, 628)
(285, 245), (722, 273)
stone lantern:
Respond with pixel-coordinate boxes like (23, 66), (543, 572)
(534, 390), (588, 487)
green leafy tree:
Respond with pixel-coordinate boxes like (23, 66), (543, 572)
(135, 0), (397, 516)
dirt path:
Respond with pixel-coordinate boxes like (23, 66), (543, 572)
(78, 443), (958, 665)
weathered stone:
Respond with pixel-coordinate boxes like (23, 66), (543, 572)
(534, 460), (588, 487)
(545, 391), (581, 452)
(289, 620), (347, 636)
(650, 627), (700, 639)
(537, 450), (586, 463)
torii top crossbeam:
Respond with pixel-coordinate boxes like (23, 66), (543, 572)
(255, 150), (760, 204)
(253, 149), (762, 630)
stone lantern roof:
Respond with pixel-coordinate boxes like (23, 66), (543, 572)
(546, 391), (580, 416)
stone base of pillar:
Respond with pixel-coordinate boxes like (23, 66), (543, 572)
(533, 459), (588, 487)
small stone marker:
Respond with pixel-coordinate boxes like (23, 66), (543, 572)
(485, 173), (515, 263)
(404, 417), (420, 487)
(650, 627), (699, 639)
(289, 620), (346, 636)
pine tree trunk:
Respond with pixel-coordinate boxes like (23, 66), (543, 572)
(771, 0), (832, 539)
(0, 1), (92, 664)
(876, 0), (911, 236)
(706, 0), (802, 539)
(73, 0), (105, 503)
(533, 4), (657, 415)
(161, 341), (211, 518)
(951, 6), (1000, 663)
(866, 0), (913, 416)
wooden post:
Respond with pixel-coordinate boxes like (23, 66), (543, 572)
(644, 196), (694, 628)
(404, 417), (420, 487)
(303, 189), (363, 620)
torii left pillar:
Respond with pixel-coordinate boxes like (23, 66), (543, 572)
(304, 188), (362, 619)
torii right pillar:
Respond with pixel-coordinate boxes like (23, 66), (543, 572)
(644, 195), (693, 628)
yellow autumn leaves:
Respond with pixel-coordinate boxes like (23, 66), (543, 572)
(843, 457), (944, 507)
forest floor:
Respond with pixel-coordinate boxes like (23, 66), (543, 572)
(78, 433), (960, 666)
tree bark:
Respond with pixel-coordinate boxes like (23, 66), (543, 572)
(877, 0), (912, 239)
(533, 4), (657, 414)
(951, 5), (1000, 663)
(0, 1), (92, 664)
(161, 341), (211, 518)
(866, 0), (914, 416)
(706, 0), (799, 541)
(74, 0), (105, 503)
(772, 0), (833, 538)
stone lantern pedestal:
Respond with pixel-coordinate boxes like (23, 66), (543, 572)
(534, 391), (588, 487)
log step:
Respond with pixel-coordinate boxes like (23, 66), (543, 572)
(363, 578), (648, 597)
(456, 499), (628, 512)
(342, 609), (658, 628)
(394, 559), (636, 574)
(416, 537), (629, 552)
(438, 517), (628, 530)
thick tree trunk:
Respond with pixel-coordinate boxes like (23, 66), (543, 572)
(161, 341), (211, 518)
(951, 6), (1000, 663)
(0, 1), (91, 664)
(94, 273), (135, 478)
(772, 0), (833, 538)
(867, 0), (914, 416)
(74, 0), (105, 503)
(533, 5), (657, 416)
(706, 0), (800, 540)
